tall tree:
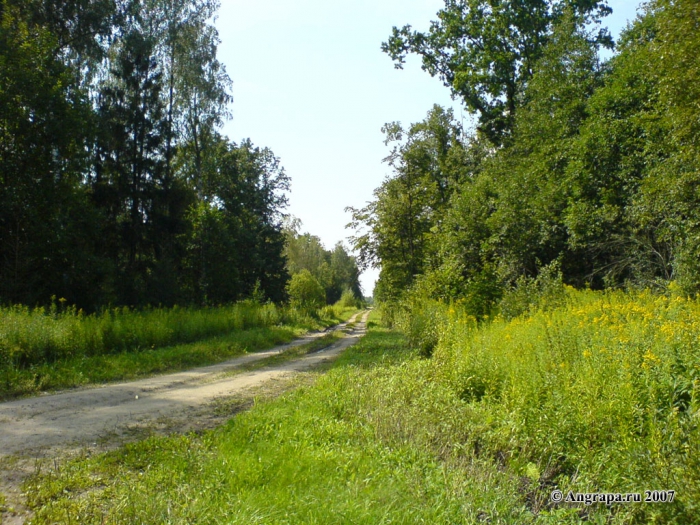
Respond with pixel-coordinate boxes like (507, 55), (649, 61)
(94, 27), (168, 305)
(0, 0), (292, 309)
(382, 0), (612, 144)
(631, 0), (700, 292)
(0, 1), (103, 306)
(284, 223), (363, 303)
(183, 138), (290, 304)
(140, 0), (231, 191)
(347, 106), (466, 301)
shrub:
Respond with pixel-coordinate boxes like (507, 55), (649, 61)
(287, 270), (326, 315)
(430, 289), (700, 521)
(335, 288), (360, 309)
(497, 260), (568, 320)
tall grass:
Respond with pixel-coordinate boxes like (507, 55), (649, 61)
(392, 286), (700, 522)
(27, 323), (500, 525)
(21, 290), (700, 523)
(0, 301), (325, 369)
(0, 301), (356, 399)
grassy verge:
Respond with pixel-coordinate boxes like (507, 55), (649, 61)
(0, 302), (287, 366)
(21, 317), (524, 524)
(0, 307), (358, 400)
(22, 296), (698, 524)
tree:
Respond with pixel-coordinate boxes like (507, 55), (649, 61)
(0, 0), (293, 309)
(287, 270), (325, 314)
(0, 1), (104, 306)
(181, 137), (290, 304)
(141, 0), (231, 192)
(329, 243), (363, 302)
(630, 0), (700, 292)
(93, 27), (169, 305)
(382, 0), (612, 144)
(485, 14), (604, 285)
(284, 222), (363, 304)
(347, 106), (466, 301)
(284, 230), (329, 278)
(357, 12), (619, 306)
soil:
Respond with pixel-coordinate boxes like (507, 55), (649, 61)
(0, 310), (369, 524)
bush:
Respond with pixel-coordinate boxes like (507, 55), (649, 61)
(287, 270), (325, 315)
(497, 261), (568, 320)
(335, 288), (360, 309)
(430, 289), (700, 522)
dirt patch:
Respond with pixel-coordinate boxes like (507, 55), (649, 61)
(0, 311), (369, 525)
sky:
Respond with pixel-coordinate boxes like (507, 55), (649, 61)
(215, 0), (645, 297)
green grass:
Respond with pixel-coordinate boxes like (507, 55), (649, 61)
(20, 319), (526, 525)
(232, 330), (346, 373)
(0, 301), (284, 366)
(22, 294), (700, 524)
(25, 323), (483, 525)
(0, 305), (358, 400)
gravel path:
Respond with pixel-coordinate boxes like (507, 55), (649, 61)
(0, 311), (368, 458)
(0, 311), (370, 524)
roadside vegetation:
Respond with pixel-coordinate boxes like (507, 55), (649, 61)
(5, 0), (700, 523)
(22, 294), (700, 524)
(349, 0), (700, 308)
(0, 302), (358, 400)
(1, 0), (368, 404)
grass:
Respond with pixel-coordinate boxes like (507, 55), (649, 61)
(20, 292), (700, 523)
(0, 301), (286, 365)
(25, 319), (486, 525)
(233, 330), (346, 373)
(0, 304), (358, 400)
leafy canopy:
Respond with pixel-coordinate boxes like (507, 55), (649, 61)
(382, 0), (612, 144)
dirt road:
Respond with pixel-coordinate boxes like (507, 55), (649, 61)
(0, 311), (368, 458)
(0, 311), (369, 523)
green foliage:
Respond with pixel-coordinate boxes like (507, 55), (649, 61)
(433, 290), (700, 522)
(0, 0), (292, 310)
(0, 0), (102, 306)
(286, 270), (325, 315)
(347, 105), (467, 302)
(335, 288), (361, 309)
(497, 261), (567, 319)
(0, 301), (281, 369)
(382, 0), (612, 144)
(0, 301), (355, 399)
(179, 138), (291, 305)
(630, 0), (700, 294)
(393, 298), (446, 357)
(24, 293), (700, 523)
(353, 1), (700, 307)
(284, 222), (363, 304)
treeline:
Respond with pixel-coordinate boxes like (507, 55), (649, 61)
(0, 0), (290, 309)
(284, 220), (363, 311)
(349, 0), (700, 313)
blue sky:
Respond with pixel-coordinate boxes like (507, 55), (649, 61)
(215, 0), (645, 296)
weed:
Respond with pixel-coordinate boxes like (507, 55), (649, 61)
(22, 293), (700, 523)
(0, 304), (357, 400)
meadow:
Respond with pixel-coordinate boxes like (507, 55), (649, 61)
(20, 288), (700, 524)
(0, 301), (355, 400)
